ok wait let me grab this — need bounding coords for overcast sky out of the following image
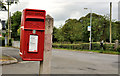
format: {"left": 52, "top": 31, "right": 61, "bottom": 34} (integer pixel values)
{"left": 0, "top": 0, "right": 119, "bottom": 28}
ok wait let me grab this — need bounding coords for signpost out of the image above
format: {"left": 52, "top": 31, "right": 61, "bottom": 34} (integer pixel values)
{"left": 85, "top": 8, "right": 92, "bottom": 50}
{"left": 88, "top": 26, "right": 91, "bottom": 31}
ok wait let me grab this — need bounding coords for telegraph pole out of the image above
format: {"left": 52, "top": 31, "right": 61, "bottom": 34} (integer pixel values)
{"left": 7, "top": 1, "right": 10, "bottom": 46}
{"left": 6, "top": 0, "right": 19, "bottom": 46}
{"left": 110, "top": 2, "right": 112, "bottom": 43}
{"left": 10, "top": 12, "right": 11, "bottom": 39}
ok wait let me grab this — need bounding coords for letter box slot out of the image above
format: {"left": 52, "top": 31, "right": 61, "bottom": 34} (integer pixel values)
{"left": 24, "top": 28, "right": 45, "bottom": 31}
{"left": 26, "top": 18, "right": 44, "bottom": 22}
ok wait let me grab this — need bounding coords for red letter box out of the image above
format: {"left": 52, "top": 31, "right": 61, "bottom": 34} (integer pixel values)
{"left": 19, "top": 9, "right": 46, "bottom": 61}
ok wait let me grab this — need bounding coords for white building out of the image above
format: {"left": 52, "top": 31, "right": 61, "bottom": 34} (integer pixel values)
{"left": 0, "top": 11, "right": 7, "bottom": 37}
{"left": 0, "top": 20, "right": 2, "bottom": 37}
{"left": 118, "top": 1, "right": 120, "bottom": 21}
{"left": 0, "top": 20, "right": 2, "bottom": 30}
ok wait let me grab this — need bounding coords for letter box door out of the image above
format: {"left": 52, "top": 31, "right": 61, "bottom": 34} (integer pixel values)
{"left": 20, "top": 9, "right": 46, "bottom": 61}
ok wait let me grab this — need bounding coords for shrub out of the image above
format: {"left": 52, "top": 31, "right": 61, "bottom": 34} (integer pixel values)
{"left": 52, "top": 43, "right": 116, "bottom": 51}
{"left": 0, "top": 37, "right": 12, "bottom": 46}
{"left": 0, "top": 37, "right": 5, "bottom": 46}
{"left": 117, "top": 45, "right": 120, "bottom": 52}
{"left": 104, "top": 44, "right": 114, "bottom": 51}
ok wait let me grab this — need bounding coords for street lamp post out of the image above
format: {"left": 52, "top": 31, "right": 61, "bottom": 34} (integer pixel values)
{"left": 84, "top": 8, "right": 92, "bottom": 50}
{"left": 7, "top": 0, "right": 10, "bottom": 46}
{"left": 5, "top": 0, "right": 19, "bottom": 46}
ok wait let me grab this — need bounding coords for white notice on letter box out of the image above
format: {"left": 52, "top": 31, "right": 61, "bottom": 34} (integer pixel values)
{"left": 29, "top": 35, "right": 38, "bottom": 52}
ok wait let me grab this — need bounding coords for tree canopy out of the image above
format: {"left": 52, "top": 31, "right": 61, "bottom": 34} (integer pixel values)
{"left": 7, "top": 11, "right": 22, "bottom": 39}
{"left": 53, "top": 13, "right": 120, "bottom": 43}
{"left": 8, "top": 11, "right": 120, "bottom": 43}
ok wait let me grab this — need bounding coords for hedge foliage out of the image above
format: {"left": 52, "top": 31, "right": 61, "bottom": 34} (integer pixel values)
{"left": 52, "top": 43, "right": 120, "bottom": 52}
{"left": 0, "top": 37, "right": 12, "bottom": 46}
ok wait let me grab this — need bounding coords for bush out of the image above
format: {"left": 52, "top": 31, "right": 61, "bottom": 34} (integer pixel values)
{"left": 0, "top": 37, "right": 5, "bottom": 46}
{"left": 104, "top": 44, "right": 114, "bottom": 51}
{"left": 52, "top": 44, "right": 89, "bottom": 50}
{"left": 0, "top": 37, "right": 12, "bottom": 46}
{"left": 92, "top": 43, "right": 101, "bottom": 50}
{"left": 117, "top": 45, "right": 120, "bottom": 52}
{"left": 52, "top": 43, "right": 117, "bottom": 51}
{"left": 9, "top": 39, "right": 12, "bottom": 46}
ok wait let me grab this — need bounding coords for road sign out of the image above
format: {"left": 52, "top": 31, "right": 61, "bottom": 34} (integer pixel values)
{"left": 88, "top": 26, "right": 91, "bottom": 31}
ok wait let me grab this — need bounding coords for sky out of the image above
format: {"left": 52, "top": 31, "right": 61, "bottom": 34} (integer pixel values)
{"left": 0, "top": 0, "right": 120, "bottom": 28}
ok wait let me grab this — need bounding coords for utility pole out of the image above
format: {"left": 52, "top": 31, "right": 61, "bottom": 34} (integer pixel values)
{"left": 10, "top": 12, "right": 11, "bottom": 39}
{"left": 6, "top": 0, "right": 19, "bottom": 46}
{"left": 84, "top": 8, "right": 92, "bottom": 50}
{"left": 110, "top": 2, "right": 112, "bottom": 43}
{"left": 90, "top": 9, "right": 92, "bottom": 50}
{"left": 7, "top": 1, "right": 10, "bottom": 46}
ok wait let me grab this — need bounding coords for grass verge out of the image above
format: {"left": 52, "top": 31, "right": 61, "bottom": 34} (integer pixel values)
{"left": 0, "top": 55, "right": 14, "bottom": 61}
{"left": 53, "top": 47, "right": 120, "bottom": 55}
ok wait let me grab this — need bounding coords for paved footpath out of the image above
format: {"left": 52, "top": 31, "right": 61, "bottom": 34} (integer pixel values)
{"left": 1, "top": 47, "right": 119, "bottom": 74}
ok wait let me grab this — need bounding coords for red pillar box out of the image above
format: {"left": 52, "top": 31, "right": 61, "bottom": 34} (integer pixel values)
{"left": 19, "top": 9, "right": 46, "bottom": 61}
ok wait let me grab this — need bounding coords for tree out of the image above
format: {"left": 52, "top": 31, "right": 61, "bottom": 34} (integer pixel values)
{"left": 79, "top": 13, "right": 110, "bottom": 42}
{"left": 113, "top": 21, "right": 120, "bottom": 41}
{"left": 52, "top": 13, "right": 120, "bottom": 43}
{"left": 0, "top": 1, "right": 7, "bottom": 10}
{"left": 62, "top": 19, "right": 82, "bottom": 43}
{"left": 53, "top": 26, "right": 65, "bottom": 42}
{"left": 53, "top": 27, "right": 58, "bottom": 42}
{"left": 17, "top": 27, "right": 20, "bottom": 37}
{"left": 8, "top": 11, "right": 22, "bottom": 39}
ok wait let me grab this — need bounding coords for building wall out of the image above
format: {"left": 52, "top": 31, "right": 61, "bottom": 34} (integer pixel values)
{"left": 0, "top": 11, "right": 7, "bottom": 21}
{"left": 1, "top": 20, "right": 6, "bottom": 30}
{"left": 12, "top": 41, "right": 20, "bottom": 48}
{"left": 0, "top": 20, "right": 2, "bottom": 30}
{"left": 0, "top": 20, "right": 6, "bottom": 35}
{"left": 118, "top": 1, "right": 120, "bottom": 21}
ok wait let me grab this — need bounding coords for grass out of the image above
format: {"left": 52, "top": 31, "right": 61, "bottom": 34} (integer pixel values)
{"left": 53, "top": 47, "right": 120, "bottom": 55}
{"left": 0, "top": 55, "right": 14, "bottom": 61}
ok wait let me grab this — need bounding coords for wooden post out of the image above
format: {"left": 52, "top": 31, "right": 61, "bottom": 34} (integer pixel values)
{"left": 110, "top": 2, "right": 112, "bottom": 43}
{"left": 39, "top": 14, "right": 53, "bottom": 75}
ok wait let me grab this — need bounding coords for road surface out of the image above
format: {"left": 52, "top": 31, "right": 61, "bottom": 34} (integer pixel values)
{"left": 1, "top": 47, "right": 119, "bottom": 74}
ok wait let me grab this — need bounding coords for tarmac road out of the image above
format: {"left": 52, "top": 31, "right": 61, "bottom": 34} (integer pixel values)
{"left": 1, "top": 47, "right": 119, "bottom": 74}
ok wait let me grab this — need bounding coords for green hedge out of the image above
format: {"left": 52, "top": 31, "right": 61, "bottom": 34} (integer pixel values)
{"left": 0, "top": 37, "right": 12, "bottom": 46}
{"left": 0, "top": 37, "right": 5, "bottom": 46}
{"left": 52, "top": 43, "right": 119, "bottom": 52}
{"left": 117, "top": 46, "right": 120, "bottom": 52}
